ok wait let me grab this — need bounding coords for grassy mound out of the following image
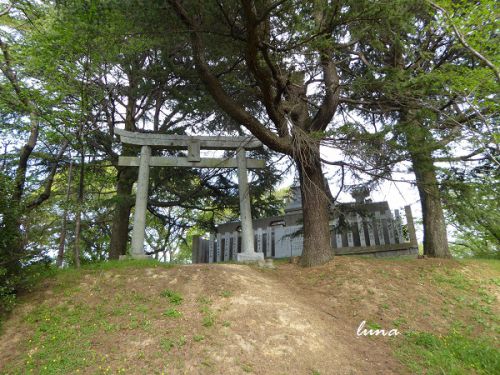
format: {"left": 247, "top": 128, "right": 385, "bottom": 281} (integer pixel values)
{"left": 0, "top": 258, "right": 498, "bottom": 374}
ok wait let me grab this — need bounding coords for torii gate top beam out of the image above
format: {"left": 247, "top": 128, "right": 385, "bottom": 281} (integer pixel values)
{"left": 115, "top": 128, "right": 262, "bottom": 150}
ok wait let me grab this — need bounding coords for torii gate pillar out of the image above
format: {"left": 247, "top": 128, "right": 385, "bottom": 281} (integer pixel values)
{"left": 130, "top": 145, "right": 152, "bottom": 258}
{"left": 236, "top": 149, "right": 264, "bottom": 262}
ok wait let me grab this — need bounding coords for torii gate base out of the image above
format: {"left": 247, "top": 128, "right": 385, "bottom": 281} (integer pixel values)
{"left": 116, "top": 129, "right": 264, "bottom": 263}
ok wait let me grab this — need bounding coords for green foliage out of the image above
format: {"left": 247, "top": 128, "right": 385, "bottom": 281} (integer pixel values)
{"left": 0, "top": 175, "right": 20, "bottom": 314}
{"left": 442, "top": 164, "right": 499, "bottom": 259}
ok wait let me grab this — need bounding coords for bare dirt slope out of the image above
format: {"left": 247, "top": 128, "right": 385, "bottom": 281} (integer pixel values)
{"left": 1, "top": 258, "right": 498, "bottom": 374}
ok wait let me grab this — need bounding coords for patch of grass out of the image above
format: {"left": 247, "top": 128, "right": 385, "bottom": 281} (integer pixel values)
{"left": 177, "top": 335, "right": 187, "bottom": 347}
{"left": 241, "top": 363, "right": 253, "bottom": 372}
{"left": 433, "top": 270, "right": 472, "bottom": 291}
{"left": 397, "top": 331, "right": 500, "bottom": 374}
{"left": 199, "top": 305, "right": 216, "bottom": 328}
{"left": 197, "top": 296, "right": 216, "bottom": 327}
{"left": 135, "top": 304, "right": 149, "bottom": 313}
{"left": 160, "top": 335, "right": 187, "bottom": 352}
{"left": 222, "top": 320, "right": 231, "bottom": 327}
{"left": 393, "top": 317, "right": 407, "bottom": 328}
{"left": 163, "top": 308, "right": 182, "bottom": 318}
{"left": 82, "top": 259, "right": 174, "bottom": 271}
{"left": 366, "top": 321, "right": 382, "bottom": 330}
{"left": 3, "top": 302, "right": 99, "bottom": 373}
{"left": 202, "top": 314, "right": 215, "bottom": 328}
{"left": 193, "top": 334, "right": 205, "bottom": 342}
{"left": 220, "top": 290, "right": 232, "bottom": 298}
{"left": 461, "top": 259, "right": 500, "bottom": 274}
{"left": 160, "top": 338, "right": 175, "bottom": 352}
{"left": 160, "top": 289, "right": 183, "bottom": 305}
{"left": 197, "top": 296, "right": 212, "bottom": 305}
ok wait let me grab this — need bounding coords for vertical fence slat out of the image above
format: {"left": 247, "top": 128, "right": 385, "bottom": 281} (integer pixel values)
{"left": 224, "top": 233, "right": 230, "bottom": 260}
{"left": 346, "top": 219, "right": 354, "bottom": 247}
{"left": 208, "top": 234, "right": 214, "bottom": 263}
{"left": 232, "top": 231, "right": 239, "bottom": 260}
{"left": 291, "top": 227, "right": 303, "bottom": 256}
{"left": 404, "top": 205, "right": 418, "bottom": 246}
{"left": 336, "top": 232, "right": 342, "bottom": 248}
{"left": 266, "top": 227, "right": 272, "bottom": 257}
{"left": 256, "top": 228, "right": 263, "bottom": 253}
{"left": 367, "top": 220, "right": 376, "bottom": 246}
{"left": 357, "top": 214, "right": 366, "bottom": 247}
{"left": 375, "top": 211, "right": 385, "bottom": 245}
{"left": 216, "top": 233, "right": 221, "bottom": 262}
{"left": 274, "top": 227, "right": 285, "bottom": 258}
{"left": 386, "top": 210, "right": 396, "bottom": 244}
{"left": 394, "top": 209, "right": 403, "bottom": 243}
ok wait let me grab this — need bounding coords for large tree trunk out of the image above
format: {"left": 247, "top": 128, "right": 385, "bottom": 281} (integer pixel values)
{"left": 296, "top": 146, "right": 334, "bottom": 267}
{"left": 404, "top": 120, "right": 451, "bottom": 258}
{"left": 109, "top": 166, "right": 136, "bottom": 259}
{"left": 410, "top": 149, "right": 451, "bottom": 258}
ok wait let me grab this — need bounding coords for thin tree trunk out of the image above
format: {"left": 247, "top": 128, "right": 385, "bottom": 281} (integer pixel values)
{"left": 297, "top": 146, "right": 334, "bottom": 267}
{"left": 73, "top": 152, "right": 85, "bottom": 268}
{"left": 56, "top": 160, "right": 73, "bottom": 268}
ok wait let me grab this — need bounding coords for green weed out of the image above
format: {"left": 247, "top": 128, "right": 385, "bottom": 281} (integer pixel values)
{"left": 160, "top": 289, "right": 183, "bottom": 305}
{"left": 163, "top": 308, "right": 182, "bottom": 318}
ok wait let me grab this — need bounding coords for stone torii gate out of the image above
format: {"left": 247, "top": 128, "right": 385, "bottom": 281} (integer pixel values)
{"left": 115, "top": 129, "right": 265, "bottom": 262}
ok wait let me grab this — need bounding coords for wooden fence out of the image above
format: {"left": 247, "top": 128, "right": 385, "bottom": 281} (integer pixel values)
{"left": 192, "top": 205, "right": 418, "bottom": 263}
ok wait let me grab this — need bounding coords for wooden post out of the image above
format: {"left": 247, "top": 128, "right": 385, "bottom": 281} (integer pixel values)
{"left": 405, "top": 205, "right": 418, "bottom": 246}
{"left": 131, "top": 145, "right": 151, "bottom": 258}
{"left": 236, "top": 149, "right": 263, "bottom": 262}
